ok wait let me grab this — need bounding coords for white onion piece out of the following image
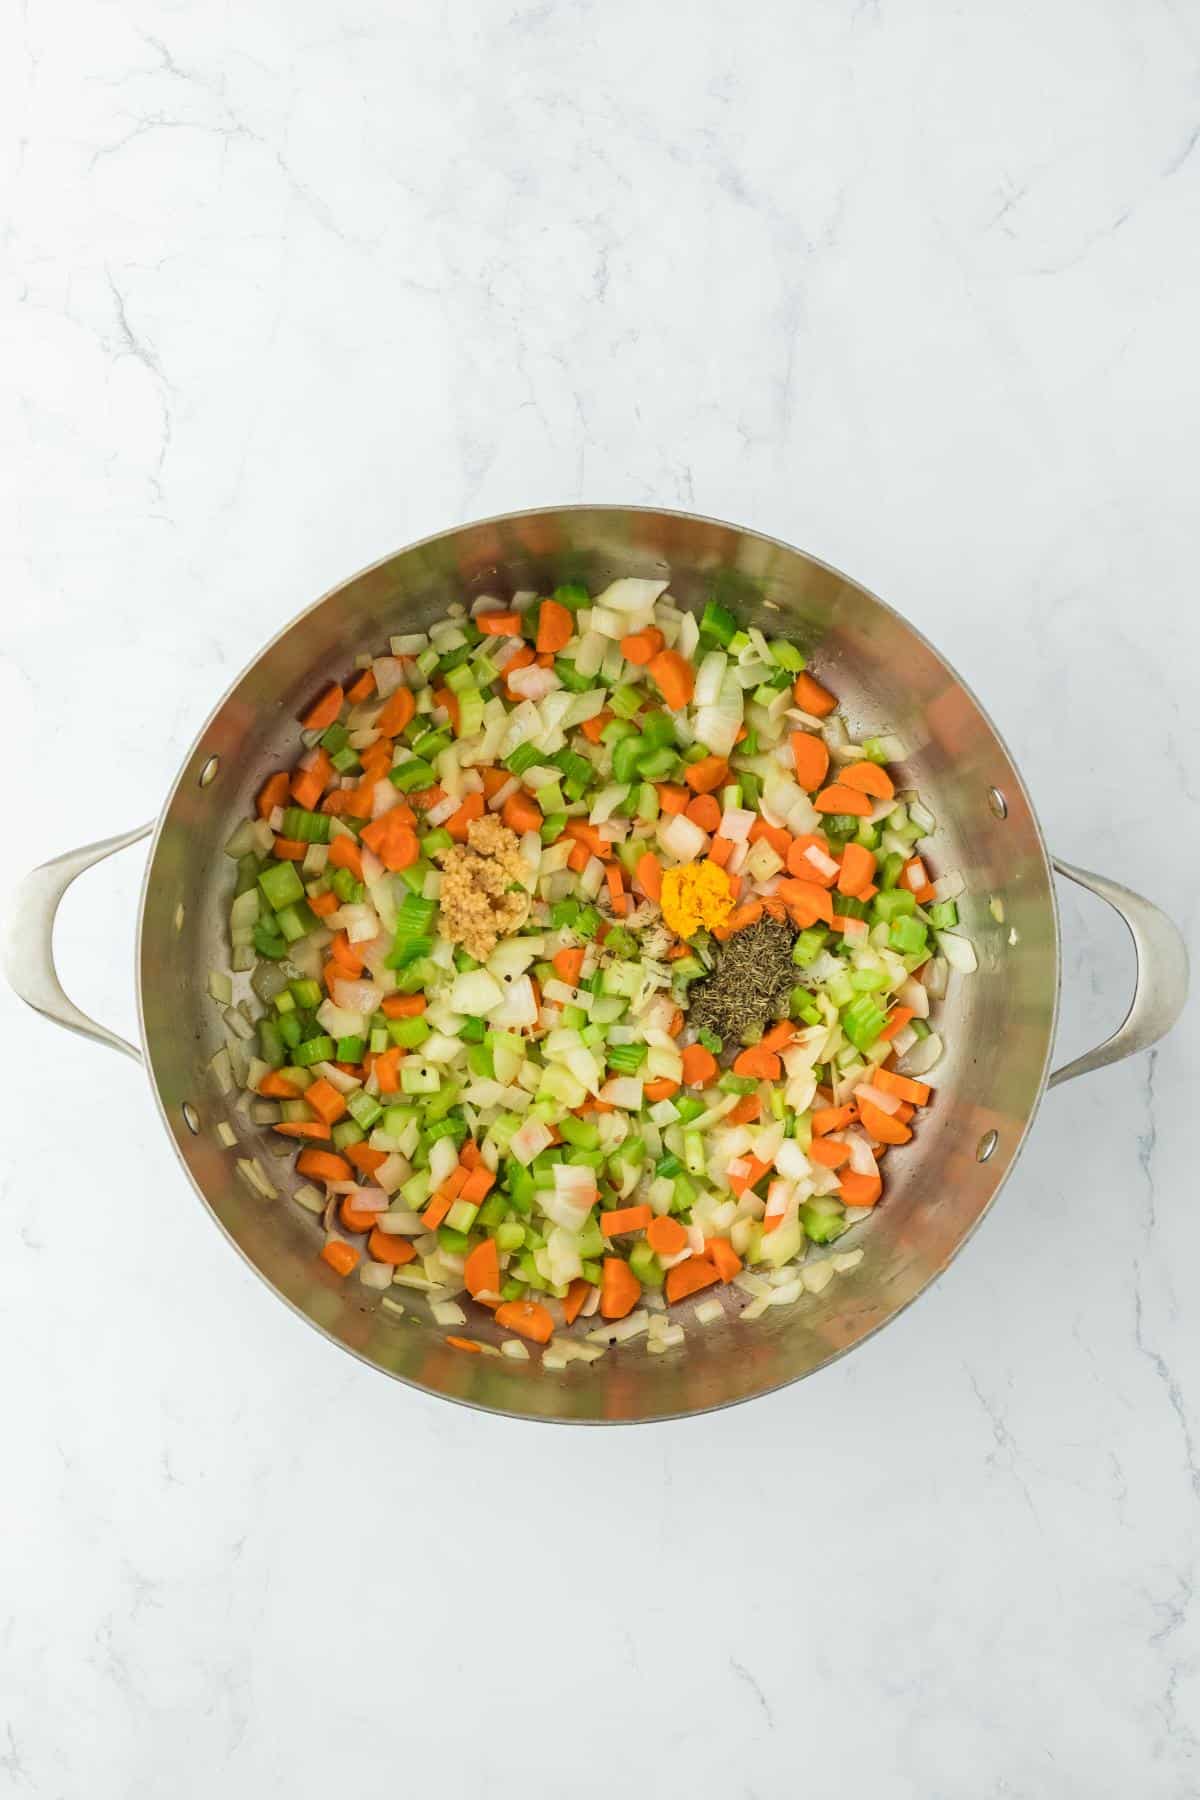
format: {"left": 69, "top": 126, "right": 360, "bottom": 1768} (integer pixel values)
{"left": 372, "top": 656, "right": 406, "bottom": 698}
{"left": 449, "top": 969, "right": 505, "bottom": 1015}
{"left": 803, "top": 843, "right": 840, "bottom": 881}
{"left": 592, "top": 577, "right": 669, "bottom": 614}
{"left": 854, "top": 1081, "right": 902, "bottom": 1115}
{"left": 890, "top": 1024, "right": 918, "bottom": 1056}
{"left": 846, "top": 1133, "right": 878, "bottom": 1177}
{"left": 695, "top": 651, "right": 728, "bottom": 709}
{"left": 332, "top": 977, "right": 383, "bottom": 1015}
{"left": 425, "top": 793, "right": 460, "bottom": 828}
{"left": 658, "top": 812, "right": 708, "bottom": 863}
{"left": 932, "top": 870, "right": 965, "bottom": 903}
{"left": 507, "top": 664, "right": 560, "bottom": 702}
{"left": 936, "top": 930, "right": 978, "bottom": 974}
{"left": 901, "top": 1031, "right": 944, "bottom": 1076}
{"left": 921, "top": 956, "right": 949, "bottom": 999}
{"left": 719, "top": 806, "right": 755, "bottom": 842}
{"left": 897, "top": 975, "right": 931, "bottom": 1018}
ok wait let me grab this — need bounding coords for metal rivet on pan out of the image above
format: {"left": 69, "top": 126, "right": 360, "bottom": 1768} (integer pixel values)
{"left": 199, "top": 755, "right": 220, "bottom": 787}
{"left": 182, "top": 1103, "right": 200, "bottom": 1135}
{"left": 987, "top": 786, "right": 1007, "bottom": 819}
{"left": 977, "top": 1129, "right": 998, "bottom": 1163}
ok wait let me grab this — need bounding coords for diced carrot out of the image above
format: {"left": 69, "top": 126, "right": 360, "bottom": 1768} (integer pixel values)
{"left": 728, "top": 1094, "right": 762, "bottom": 1124}
{"left": 667, "top": 1007, "right": 684, "bottom": 1037}
{"left": 647, "top": 649, "right": 695, "bottom": 710}
{"left": 459, "top": 1166, "right": 496, "bottom": 1205}
{"left": 717, "top": 900, "right": 764, "bottom": 937}
{"left": 760, "top": 1021, "right": 795, "bottom": 1052}
{"left": 657, "top": 783, "right": 688, "bottom": 815}
{"left": 564, "top": 819, "right": 612, "bottom": 861}
{"left": 328, "top": 930, "right": 364, "bottom": 975}
{"left": 382, "top": 993, "right": 426, "bottom": 1019}
{"left": 340, "top": 1196, "right": 379, "bottom": 1232}
{"left": 271, "top": 837, "right": 308, "bottom": 860}
{"left": 878, "top": 1007, "right": 916, "bottom": 1043}
{"left": 838, "top": 1169, "right": 882, "bottom": 1207}
{"left": 680, "top": 1043, "right": 718, "bottom": 1086}
{"left": 346, "top": 1142, "right": 388, "bottom": 1175}
{"left": 373, "top": 1047, "right": 403, "bottom": 1095}
{"left": 808, "top": 1137, "right": 850, "bottom": 1169}
{"left": 787, "top": 834, "right": 839, "bottom": 886}
{"left": 665, "top": 1256, "right": 720, "bottom": 1304}
{"left": 707, "top": 834, "right": 734, "bottom": 868}
{"left": 320, "top": 1240, "right": 359, "bottom": 1277}
{"left": 562, "top": 1278, "right": 590, "bottom": 1325}
{"left": 477, "top": 611, "right": 522, "bottom": 636}
{"left": 464, "top": 1237, "right": 500, "bottom": 1296}
{"left": 686, "top": 793, "right": 722, "bottom": 832}
{"left": 257, "top": 771, "right": 291, "bottom": 819}
{"left": 814, "top": 784, "right": 872, "bottom": 818}
{"left": 274, "top": 1121, "right": 331, "bottom": 1141}
{"left": 605, "top": 863, "right": 628, "bottom": 915}
{"left": 291, "top": 748, "right": 333, "bottom": 811}
{"left": 433, "top": 686, "right": 461, "bottom": 735}
{"left": 793, "top": 672, "right": 836, "bottom": 717}
{"left": 302, "top": 683, "right": 344, "bottom": 731}
{"left": 635, "top": 852, "right": 663, "bottom": 901}
{"left": 749, "top": 817, "right": 792, "bottom": 859}
{"left": 811, "top": 1104, "right": 856, "bottom": 1136}
{"left": 732, "top": 1045, "right": 782, "bottom": 1081}
{"left": 790, "top": 731, "right": 830, "bottom": 791}
{"left": 644, "top": 1077, "right": 681, "bottom": 1103}
{"left": 705, "top": 1237, "right": 742, "bottom": 1283}
{"left": 837, "top": 841, "right": 876, "bottom": 897}
{"left": 580, "top": 709, "right": 612, "bottom": 744}
{"left": 858, "top": 1098, "right": 912, "bottom": 1145}
{"left": 647, "top": 1216, "right": 687, "bottom": 1256}
{"left": 600, "top": 1258, "right": 641, "bottom": 1320}
{"left": 422, "top": 1191, "right": 452, "bottom": 1231}
{"left": 445, "top": 1336, "right": 482, "bottom": 1353}
{"left": 304, "top": 1078, "right": 347, "bottom": 1126}
{"left": 728, "top": 1155, "right": 771, "bottom": 1196}
{"left": 367, "top": 1228, "right": 417, "bottom": 1265}
{"left": 298, "top": 1149, "right": 353, "bottom": 1183}
{"left": 871, "top": 1068, "right": 932, "bottom": 1106}
{"left": 361, "top": 812, "right": 419, "bottom": 871}
{"left": 495, "top": 1298, "right": 555, "bottom": 1343}
{"left": 552, "top": 946, "right": 585, "bottom": 986}
{"left": 259, "top": 1070, "right": 302, "bottom": 1098}
{"left": 327, "top": 834, "right": 364, "bottom": 881}
{"left": 619, "top": 627, "right": 664, "bottom": 665}
{"left": 536, "top": 598, "right": 574, "bottom": 654}
{"left": 600, "top": 1204, "right": 653, "bottom": 1237}
{"left": 443, "top": 792, "right": 483, "bottom": 841}
{"left": 567, "top": 842, "right": 589, "bottom": 873}
{"left": 684, "top": 755, "right": 729, "bottom": 795}
{"left": 345, "top": 668, "right": 376, "bottom": 704}
{"left": 308, "top": 889, "right": 338, "bottom": 918}
{"left": 840, "top": 761, "right": 895, "bottom": 801}
{"left": 502, "top": 790, "right": 542, "bottom": 835}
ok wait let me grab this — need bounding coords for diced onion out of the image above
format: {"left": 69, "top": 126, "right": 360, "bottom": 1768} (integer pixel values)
{"left": 936, "top": 930, "right": 978, "bottom": 974}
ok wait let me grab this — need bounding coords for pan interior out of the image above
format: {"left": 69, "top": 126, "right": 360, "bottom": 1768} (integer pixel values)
{"left": 139, "top": 507, "right": 1057, "bottom": 1422}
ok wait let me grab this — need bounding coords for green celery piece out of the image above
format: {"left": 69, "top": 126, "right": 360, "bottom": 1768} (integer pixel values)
{"left": 257, "top": 860, "right": 305, "bottom": 912}
{"left": 293, "top": 1034, "right": 336, "bottom": 1067}
{"left": 389, "top": 759, "right": 436, "bottom": 793}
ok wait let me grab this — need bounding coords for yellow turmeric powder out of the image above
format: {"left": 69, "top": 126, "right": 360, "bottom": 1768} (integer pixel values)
{"left": 659, "top": 860, "right": 735, "bottom": 938}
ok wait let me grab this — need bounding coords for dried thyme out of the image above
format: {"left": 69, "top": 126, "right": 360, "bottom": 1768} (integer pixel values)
{"left": 686, "top": 915, "right": 797, "bottom": 1047}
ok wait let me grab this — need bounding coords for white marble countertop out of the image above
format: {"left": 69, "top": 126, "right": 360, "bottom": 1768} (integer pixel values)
{"left": 3, "top": 2, "right": 1199, "bottom": 1793}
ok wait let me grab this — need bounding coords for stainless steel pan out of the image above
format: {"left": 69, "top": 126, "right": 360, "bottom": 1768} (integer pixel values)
{"left": 5, "top": 507, "right": 1189, "bottom": 1423}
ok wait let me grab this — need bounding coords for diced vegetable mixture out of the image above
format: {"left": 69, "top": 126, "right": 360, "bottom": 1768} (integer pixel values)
{"left": 211, "top": 580, "right": 975, "bottom": 1364}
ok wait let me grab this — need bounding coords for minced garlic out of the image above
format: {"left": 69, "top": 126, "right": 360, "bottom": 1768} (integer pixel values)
{"left": 437, "top": 814, "right": 530, "bottom": 961}
{"left": 660, "top": 860, "right": 735, "bottom": 938}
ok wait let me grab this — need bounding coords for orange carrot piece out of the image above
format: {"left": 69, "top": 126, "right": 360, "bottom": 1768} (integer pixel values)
{"left": 552, "top": 946, "right": 585, "bottom": 986}
{"left": 536, "top": 599, "right": 573, "bottom": 654}
{"left": 327, "top": 834, "right": 364, "bottom": 881}
{"left": 464, "top": 1238, "right": 500, "bottom": 1296}
{"left": 271, "top": 837, "right": 308, "bottom": 860}
{"left": 811, "top": 1104, "right": 856, "bottom": 1136}
{"left": 871, "top": 1068, "right": 932, "bottom": 1106}
{"left": 320, "top": 1240, "right": 359, "bottom": 1277}
{"left": 445, "top": 1335, "right": 482, "bottom": 1353}
{"left": 257, "top": 771, "right": 291, "bottom": 819}
{"left": 373, "top": 1047, "right": 403, "bottom": 1095}
{"left": 600, "top": 1258, "right": 642, "bottom": 1320}
{"left": 329, "top": 930, "right": 364, "bottom": 974}
{"left": 304, "top": 1078, "right": 347, "bottom": 1126}
{"left": 442, "top": 792, "right": 482, "bottom": 841}
{"left": 580, "top": 709, "right": 612, "bottom": 744}
{"left": 657, "top": 783, "right": 688, "bottom": 815}
{"left": 302, "top": 683, "right": 344, "bottom": 731}
{"left": 562, "top": 1278, "right": 590, "bottom": 1326}
{"left": 647, "top": 649, "right": 695, "bottom": 710}
{"left": 837, "top": 841, "right": 876, "bottom": 897}
{"left": 600, "top": 1204, "right": 653, "bottom": 1237}
{"left": 297, "top": 1148, "right": 353, "bottom": 1183}
{"left": 685, "top": 793, "right": 721, "bottom": 832}
{"left": 619, "top": 627, "right": 664, "bottom": 665}
{"left": 790, "top": 731, "right": 830, "bottom": 791}
{"left": 680, "top": 1043, "right": 718, "bottom": 1086}
{"left": 382, "top": 993, "right": 426, "bottom": 1019}
{"left": 643, "top": 1077, "right": 681, "bottom": 1103}
{"left": 732, "top": 1045, "right": 782, "bottom": 1081}
{"left": 422, "top": 1191, "right": 453, "bottom": 1231}
{"left": 707, "top": 834, "right": 734, "bottom": 868}
{"left": 787, "top": 834, "right": 838, "bottom": 885}
{"left": 458, "top": 1140, "right": 482, "bottom": 1170}
{"left": 605, "top": 863, "right": 628, "bottom": 915}
{"left": 495, "top": 1298, "right": 555, "bottom": 1343}
{"left": 808, "top": 1137, "right": 851, "bottom": 1170}
{"left": 375, "top": 685, "right": 415, "bottom": 737}
{"left": 564, "top": 819, "right": 612, "bottom": 860}
{"left": 635, "top": 852, "right": 663, "bottom": 901}
{"left": 759, "top": 1020, "right": 795, "bottom": 1053}
{"left": 878, "top": 1006, "right": 916, "bottom": 1042}
{"left": 814, "top": 784, "right": 872, "bottom": 818}
{"left": 346, "top": 1142, "right": 388, "bottom": 1176}
{"left": 684, "top": 755, "right": 729, "bottom": 795}
{"left": 459, "top": 1166, "right": 495, "bottom": 1205}
{"left": 647, "top": 1215, "right": 687, "bottom": 1256}
{"left": 367, "top": 1228, "right": 416, "bottom": 1265}
{"left": 665, "top": 1256, "right": 720, "bottom": 1304}
{"left": 345, "top": 668, "right": 376, "bottom": 704}
{"left": 858, "top": 1098, "right": 913, "bottom": 1145}
{"left": 274, "top": 1120, "right": 331, "bottom": 1141}
{"left": 727, "top": 1155, "right": 771, "bottom": 1197}
{"left": 307, "top": 889, "right": 338, "bottom": 918}
{"left": 566, "top": 841, "right": 589, "bottom": 873}
{"left": 838, "top": 1169, "right": 882, "bottom": 1207}
{"left": 259, "top": 1070, "right": 302, "bottom": 1098}
{"left": 728, "top": 1094, "right": 762, "bottom": 1124}
{"left": 477, "top": 611, "right": 522, "bottom": 636}
{"left": 502, "top": 790, "right": 542, "bottom": 836}
{"left": 793, "top": 672, "right": 836, "bottom": 717}
{"left": 749, "top": 817, "right": 793, "bottom": 858}
{"left": 340, "top": 1196, "right": 379, "bottom": 1232}
{"left": 705, "top": 1237, "right": 742, "bottom": 1283}
{"left": 840, "top": 761, "right": 895, "bottom": 801}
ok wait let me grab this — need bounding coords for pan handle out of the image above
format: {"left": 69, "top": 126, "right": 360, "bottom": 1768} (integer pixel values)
{"left": 1049, "top": 857, "right": 1189, "bottom": 1088}
{"left": 4, "top": 824, "right": 153, "bottom": 1063}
